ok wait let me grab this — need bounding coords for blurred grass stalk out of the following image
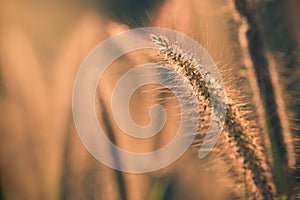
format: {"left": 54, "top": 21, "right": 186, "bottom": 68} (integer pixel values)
{"left": 234, "top": 0, "right": 299, "bottom": 198}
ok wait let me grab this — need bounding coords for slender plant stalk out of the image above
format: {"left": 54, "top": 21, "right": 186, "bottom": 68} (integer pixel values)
{"left": 233, "top": 0, "right": 296, "bottom": 198}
